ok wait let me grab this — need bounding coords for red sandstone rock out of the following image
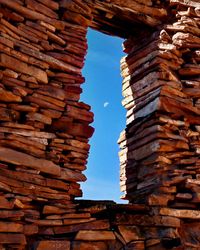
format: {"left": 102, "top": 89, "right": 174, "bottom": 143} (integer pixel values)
{"left": 0, "top": 54, "right": 48, "bottom": 84}
{"left": 0, "top": 0, "right": 199, "bottom": 249}
{"left": 118, "top": 225, "right": 144, "bottom": 243}
{"left": 75, "top": 230, "right": 116, "bottom": 241}
{"left": 72, "top": 241, "right": 107, "bottom": 250}
{"left": 0, "top": 147, "right": 61, "bottom": 175}
{"left": 35, "top": 240, "right": 70, "bottom": 250}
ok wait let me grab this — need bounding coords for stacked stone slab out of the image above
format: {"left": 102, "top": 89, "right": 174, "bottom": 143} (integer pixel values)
{"left": 119, "top": 28, "right": 185, "bottom": 204}
{"left": 118, "top": 0, "right": 200, "bottom": 248}
{"left": 0, "top": 0, "right": 200, "bottom": 249}
{"left": 33, "top": 201, "right": 183, "bottom": 250}
{"left": 0, "top": 0, "right": 94, "bottom": 248}
{"left": 119, "top": 0, "right": 200, "bottom": 205}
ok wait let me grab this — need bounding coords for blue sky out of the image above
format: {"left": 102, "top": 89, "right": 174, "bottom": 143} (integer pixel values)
{"left": 80, "top": 29, "right": 126, "bottom": 203}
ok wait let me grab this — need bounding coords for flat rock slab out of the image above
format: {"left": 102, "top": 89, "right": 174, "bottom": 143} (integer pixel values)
{"left": 75, "top": 230, "right": 116, "bottom": 241}
{"left": 0, "top": 53, "right": 48, "bottom": 84}
{"left": 118, "top": 225, "right": 144, "bottom": 243}
{"left": 53, "top": 220, "right": 109, "bottom": 234}
{"left": 0, "top": 147, "right": 60, "bottom": 176}
{"left": 72, "top": 241, "right": 107, "bottom": 250}
{"left": 0, "top": 233, "right": 26, "bottom": 244}
{"left": 160, "top": 208, "right": 200, "bottom": 219}
{"left": 35, "top": 240, "right": 70, "bottom": 250}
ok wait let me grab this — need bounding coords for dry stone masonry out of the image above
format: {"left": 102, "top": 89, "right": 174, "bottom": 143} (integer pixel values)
{"left": 0, "top": 0, "right": 199, "bottom": 249}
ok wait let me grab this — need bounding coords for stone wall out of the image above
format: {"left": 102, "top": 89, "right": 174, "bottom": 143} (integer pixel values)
{"left": 0, "top": 0, "right": 199, "bottom": 249}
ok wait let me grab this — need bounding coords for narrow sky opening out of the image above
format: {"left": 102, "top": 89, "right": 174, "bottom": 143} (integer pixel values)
{"left": 80, "top": 29, "right": 126, "bottom": 203}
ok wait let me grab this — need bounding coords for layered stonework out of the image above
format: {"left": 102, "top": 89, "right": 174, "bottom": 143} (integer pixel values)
{"left": 119, "top": 0, "right": 200, "bottom": 209}
{"left": 0, "top": 0, "right": 199, "bottom": 249}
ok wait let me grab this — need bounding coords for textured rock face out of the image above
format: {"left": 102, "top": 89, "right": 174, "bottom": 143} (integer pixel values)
{"left": 0, "top": 0, "right": 199, "bottom": 249}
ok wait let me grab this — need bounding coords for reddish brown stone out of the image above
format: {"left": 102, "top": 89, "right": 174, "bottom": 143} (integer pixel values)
{"left": 72, "top": 241, "right": 107, "bottom": 250}
{"left": 118, "top": 225, "right": 144, "bottom": 243}
{"left": 53, "top": 220, "right": 110, "bottom": 234}
{"left": 35, "top": 240, "right": 70, "bottom": 250}
{"left": 75, "top": 230, "right": 116, "bottom": 241}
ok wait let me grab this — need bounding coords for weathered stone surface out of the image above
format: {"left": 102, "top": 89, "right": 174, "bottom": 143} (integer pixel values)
{"left": 0, "top": 1, "right": 199, "bottom": 250}
{"left": 115, "top": 214, "right": 181, "bottom": 227}
{"left": 0, "top": 222, "right": 23, "bottom": 233}
{"left": 75, "top": 230, "right": 116, "bottom": 241}
{"left": 0, "top": 233, "right": 26, "bottom": 244}
{"left": 0, "top": 87, "right": 22, "bottom": 102}
{"left": 0, "top": 147, "right": 61, "bottom": 175}
{"left": 118, "top": 225, "right": 144, "bottom": 243}
{"left": 160, "top": 208, "right": 200, "bottom": 219}
{"left": 125, "top": 241, "right": 145, "bottom": 250}
{"left": 53, "top": 220, "right": 110, "bottom": 234}
{"left": 0, "top": 54, "right": 48, "bottom": 84}
{"left": 72, "top": 241, "right": 107, "bottom": 250}
{"left": 35, "top": 240, "right": 70, "bottom": 250}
